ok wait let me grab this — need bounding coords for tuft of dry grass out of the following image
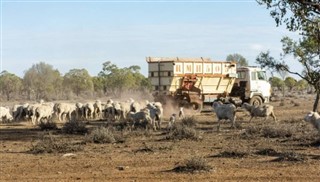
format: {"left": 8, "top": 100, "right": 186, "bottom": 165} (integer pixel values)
{"left": 62, "top": 120, "right": 88, "bottom": 135}
{"left": 29, "top": 133, "right": 83, "bottom": 154}
{"left": 171, "top": 156, "right": 213, "bottom": 173}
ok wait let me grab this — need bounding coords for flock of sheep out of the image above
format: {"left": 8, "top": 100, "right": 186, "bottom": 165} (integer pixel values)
{"left": 0, "top": 98, "right": 319, "bottom": 134}
{"left": 0, "top": 99, "right": 164, "bottom": 130}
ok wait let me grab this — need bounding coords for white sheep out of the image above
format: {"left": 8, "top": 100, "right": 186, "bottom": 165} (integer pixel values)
{"left": 127, "top": 108, "right": 155, "bottom": 130}
{"left": 35, "top": 104, "right": 54, "bottom": 125}
{"left": 242, "top": 103, "right": 277, "bottom": 122}
{"left": 93, "top": 100, "right": 102, "bottom": 119}
{"left": 0, "top": 106, "right": 13, "bottom": 122}
{"left": 167, "top": 113, "right": 176, "bottom": 130}
{"left": 146, "top": 102, "right": 163, "bottom": 130}
{"left": 54, "top": 103, "right": 76, "bottom": 122}
{"left": 304, "top": 111, "right": 320, "bottom": 133}
{"left": 178, "top": 107, "right": 185, "bottom": 120}
{"left": 212, "top": 101, "right": 236, "bottom": 131}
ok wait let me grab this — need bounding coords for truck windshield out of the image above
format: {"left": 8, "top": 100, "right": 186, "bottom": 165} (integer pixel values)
{"left": 257, "top": 71, "right": 267, "bottom": 81}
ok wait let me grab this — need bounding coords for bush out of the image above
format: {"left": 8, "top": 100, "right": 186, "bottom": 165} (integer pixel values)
{"left": 172, "top": 156, "right": 212, "bottom": 173}
{"left": 86, "top": 126, "right": 117, "bottom": 144}
{"left": 262, "top": 126, "right": 293, "bottom": 138}
{"left": 29, "top": 133, "right": 83, "bottom": 154}
{"left": 38, "top": 120, "right": 57, "bottom": 131}
{"left": 166, "top": 123, "right": 200, "bottom": 141}
{"left": 62, "top": 120, "right": 88, "bottom": 135}
{"left": 181, "top": 116, "right": 197, "bottom": 128}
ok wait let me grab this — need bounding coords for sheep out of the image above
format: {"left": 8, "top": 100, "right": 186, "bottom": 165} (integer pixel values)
{"left": 93, "top": 100, "right": 102, "bottom": 119}
{"left": 104, "top": 99, "right": 115, "bottom": 120}
{"left": 127, "top": 108, "right": 155, "bottom": 130}
{"left": 130, "top": 99, "right": 141, "bottom": 113}
{"left": 212, "top": 101, "right": 236, "bottom": 131}
{"left": 84, "top": 102, "right": 95, "bottom": 120}
{"left": 54, "top": 103, "right": 77, "bottom": 122}
{"left": 34, "top": 104, "right": 54, "bottom": 125}
{"left": 167, "top": 113, "right": 176, "bottom": 130}
{"left": 304, "top": 111, "right": 320, "bottom": 133}
{"left": 75, "top": 102, "right": 85, "bottom": 120}
{"left": 146, "top": 102, "right": 163, "bottom": 130}
{"left": 119, "top": 101, "right": 131, "bottom": 120}
{"left": 12, "top": 104, "right": 29, "bottom": 121}
{"left": 112, "top": 101, "right": 122, "bottom": 121}
{"left": 178, "top": 107, "right": 185, "bottom": 120}
{"left": 242, "top": 103, "right": 277, "bottom": 122}
{"left": 0, "top": 106, "right": 13, "bottom": 122}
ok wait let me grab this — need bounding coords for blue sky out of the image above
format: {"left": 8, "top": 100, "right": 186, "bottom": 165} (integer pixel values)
{"left": 1, "top": 0, "right": 301, "bottom": 78}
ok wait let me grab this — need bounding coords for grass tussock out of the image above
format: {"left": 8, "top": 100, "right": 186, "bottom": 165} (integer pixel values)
{"left": 38, "top": 120, "right": 58, "bottom": 131}
{"left": 212, "top": 149, "right": 249, "bottom": 158}
{"left": 85, "top": 126, "right": 125, "bottom": 144}
{"left": 29, "top": 133, "right": 83, "bottom": 154}
{"left": 272, "top": 152, "right": 307, "bottom": 162}
{"left": 172, "top": 156, "right": 213, "bottom": 173}
{"left": 62, "top": 120, "right": 88, "bottom": 135}
{"left": 166, "top": 123, "right": 200, "bottom": 141}
{"left": 181, "top": 116, "right": 197, "bottom": 128}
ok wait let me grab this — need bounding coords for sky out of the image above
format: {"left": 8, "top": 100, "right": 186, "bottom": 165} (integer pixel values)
{"left": 1, "top": 0, "right": 302, "bottom": 79}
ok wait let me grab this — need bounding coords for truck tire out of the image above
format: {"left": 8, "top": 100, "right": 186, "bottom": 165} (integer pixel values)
{"left": 249, "top": 96, "right": 262, "bottom": 106}
{"left": 191, "top": 102, "right": 203, "bottom": 112}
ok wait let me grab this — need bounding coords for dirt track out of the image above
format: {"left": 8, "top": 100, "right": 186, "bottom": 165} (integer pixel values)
{"left": 1, "top": 96, "right": 319, "bottom": 181}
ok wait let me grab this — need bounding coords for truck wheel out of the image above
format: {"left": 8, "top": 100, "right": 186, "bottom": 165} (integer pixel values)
{"left": 249, "top": 96, "right": 262, "bottom": 106}
{"left": 191, "top": 102, "right": 203, "bottom": 112}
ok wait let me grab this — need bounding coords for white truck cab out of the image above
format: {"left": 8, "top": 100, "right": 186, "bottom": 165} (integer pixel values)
{"left": 232, "top": 67, "right": 271, "bottom": 105}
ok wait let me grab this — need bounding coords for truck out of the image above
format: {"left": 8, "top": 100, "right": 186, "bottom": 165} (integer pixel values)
{"left": 146, "top": 57, "right": 271, "bottom": 110}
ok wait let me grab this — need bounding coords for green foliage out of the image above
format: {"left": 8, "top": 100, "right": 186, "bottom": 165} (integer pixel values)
{"left": 284, "top": 77, "right": 297, "bottom": 91}
{"left": 256, "top": 0, "right": 319, "bottom": 32}
{"left": 269, "top": 76, "right": 285, "bottom": 90}
{"left": 98, "top": 61, "right": 151, "bottom": 97}
{"left": 23, "top": 62, "right": 62, "bottom": 100}
{"left": 296, "top": 79, "right": 308, "bottom": 91}
{"left": 0, "top": 71, "right": 22, "bottom": 101}
{"left": 226, "top": 53, "right": 248, "bottom": 67}
{"left": 257, "top": 0, "right": 320, "bottom": 111}
{"left": 63, "top": 69, "right": 93, "bottom": 96}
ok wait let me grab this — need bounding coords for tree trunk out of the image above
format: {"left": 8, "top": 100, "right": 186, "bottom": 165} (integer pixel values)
{"left": 313, "top": 91, "right": 319, "bottom": 112}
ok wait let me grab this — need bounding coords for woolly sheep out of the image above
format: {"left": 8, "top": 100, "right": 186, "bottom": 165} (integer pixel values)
{"left": 0, "top": 106, "right": 13, "bottom": 122}
{"left": 212, "top": 101, "right": 236, "bottom": 131}
{"left": 304, "top": 111, "right": 320, "bottom": 133}
{"left": 242, "top": 103, "right": 277, "bottom": 122}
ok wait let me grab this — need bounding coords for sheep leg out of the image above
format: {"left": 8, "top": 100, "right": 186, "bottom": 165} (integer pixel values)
{"left": 271, "top": 112, "right": 277, "bottom": 122}
{"left": 217, "top": 119, "right": 221, "bottom": 132}
{"left": 249, "top": 116, "right": 253, "bottom": 122}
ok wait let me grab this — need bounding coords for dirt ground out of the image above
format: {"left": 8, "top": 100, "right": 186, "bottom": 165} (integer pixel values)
{"left": 1, "top": 96, "right": 319, "bottom": 181}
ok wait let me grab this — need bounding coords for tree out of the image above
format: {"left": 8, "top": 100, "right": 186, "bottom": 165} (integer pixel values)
{"left": 63, "top": 69, "right": 93, "bottom": 97}
{"left": 269, "top": 76, "right": 285, "bottom": 91}
{"left": 23, "top": 62, "right": 62, "bottom": 100}
{"left": 296, "top": 79, "right": 309, "bottom": 92}
{"left": 0, "top": 71, "right": 22, "bottom": 101}
{"left": 284, "top": 76, "right": 297, "bottom": 91}
{"left": 98, "top": 61, "right": 151, "bottom": 97}
{"left": 226, "top": 53, "right": 248, "bottom": 67}
{"left": 257, "top": 0, "right": 320, "bottom": 111}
